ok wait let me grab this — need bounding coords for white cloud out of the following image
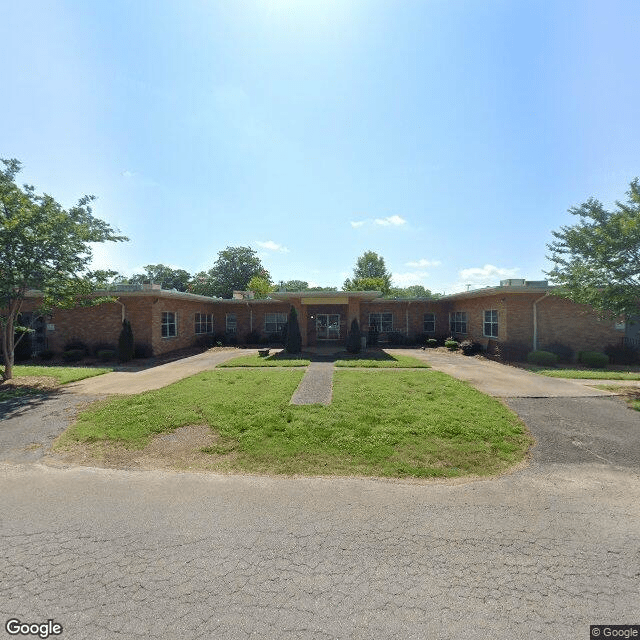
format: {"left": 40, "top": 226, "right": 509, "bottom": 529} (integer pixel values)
{"left": 405, "top": 258, "right": 441, "bottom": 268}
{"left": 256, "top": 240, "right": 289, "bottom": 253}
{"left": 121, "top": 170, "right": 135, "bottom": 178}
{"left": 350, "top": 220, "right": 367, "bottom": 228}
{"left": 374, "top": 215, "right": 407, "bottom": 226}
{"left": 449, "top": 264, "right": 520, "bottom": 292}
{"left": 392, "top": 271, "right": 430, "bottom": 286}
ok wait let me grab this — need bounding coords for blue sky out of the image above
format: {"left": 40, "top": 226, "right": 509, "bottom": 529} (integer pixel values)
{"left": 2, "top": 0, "right": 639, "bottom": 294}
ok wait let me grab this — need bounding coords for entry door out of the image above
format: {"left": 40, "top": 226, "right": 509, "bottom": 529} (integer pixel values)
{"left": 316, "top": 314, "right": 340, "bottom": 340}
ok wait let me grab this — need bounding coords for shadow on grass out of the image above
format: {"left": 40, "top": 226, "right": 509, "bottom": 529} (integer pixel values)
{"left": 0, "top": 386, "right": 62, "bottom": 420}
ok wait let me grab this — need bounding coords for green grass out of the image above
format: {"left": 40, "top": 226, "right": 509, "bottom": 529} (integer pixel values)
{"left": 595, "top": 385, "right": 640, "bottom": 411}
{"left": 218, "top": 353, "right": 310, "bottom": 367}
{"left": 11, "top": 365, "right": 112, "bottom": 384}
{"left": 335, "top": 354, "right": 430, "bottom": 368}
{"left": 60, "top": 369, "right": 530, "bottom": 478}
{"left": 525, "top": 366, "right": 640, "bottom": 380}
{"left": 0, "top": 386, "right": 41, "bottom": 402}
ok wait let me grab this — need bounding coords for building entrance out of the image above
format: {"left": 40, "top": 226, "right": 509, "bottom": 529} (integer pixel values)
{"left": 316, "top": 314, "right": 340, "bottom": 340}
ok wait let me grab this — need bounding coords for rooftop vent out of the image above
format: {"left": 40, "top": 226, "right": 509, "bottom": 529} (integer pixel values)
{"left": 500, "top": 279, "right": 526, "bottom": 287}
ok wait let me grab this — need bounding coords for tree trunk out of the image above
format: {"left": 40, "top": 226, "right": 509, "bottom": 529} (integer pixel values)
{"left": 1, "top": 300, "right": 18, "bottom": 381}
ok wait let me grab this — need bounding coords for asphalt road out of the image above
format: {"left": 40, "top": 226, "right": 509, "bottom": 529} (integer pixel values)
{"left": 1, "top": 361, "right": 639, "bottom": 639}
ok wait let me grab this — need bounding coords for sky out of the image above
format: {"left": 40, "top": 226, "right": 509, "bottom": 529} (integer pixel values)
{"left": 2, "top": 0, "right": 639, "bottom": 294}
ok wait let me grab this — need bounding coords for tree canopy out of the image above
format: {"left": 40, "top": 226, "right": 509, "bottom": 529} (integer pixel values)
{"left": 130, "top": 264, "right": 192, "bottom": 292}
{"left": 343, "top": 251, "right": 392, "bottom": 293}
{"left": 0, "top": 158, "right": 127, "bottom": 379}
{"left": 190, "top": 246, "right": 270, "bottom": 298}
{"left": 546, "top": 178, "right": 640, "bottom": 319}
{"left": 386, "top": 285, "right": 437, "bottom": 299}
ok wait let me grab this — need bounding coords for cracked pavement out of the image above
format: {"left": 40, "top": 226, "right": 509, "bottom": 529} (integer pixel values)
{"left": 1, "top": 362, "right": 639, "bottom": 638}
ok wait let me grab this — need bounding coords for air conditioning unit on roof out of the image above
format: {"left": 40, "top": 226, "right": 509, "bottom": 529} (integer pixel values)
{"left": 500, "top": 279, "right": 526, "bottom": 287}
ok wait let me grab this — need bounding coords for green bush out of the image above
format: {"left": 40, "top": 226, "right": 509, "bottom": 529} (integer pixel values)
{"left": 541, "top": 342, "right": 574, "bottom": 363}
{"left": 527, "top": 350, "right": 559, "bottom": 366}
{"left": 244, "top": 330, "right": 262, "bottom": 345}
{"left": 367, "top": 328, "right": 379, "bottom": 347}
{"left": 346, "top": 318, "right": 362, "bottom": 354}
{"left": 118, "top": 319, "right": 135, "bottom": 362}
{"left": 64, "top": 339, "right": 88, "bottom": 355}
{"left": 37, "top": 349, "right": 55, "bottom": 361}
{"left": 134, "top": 342, "right": 153, "bottom": 359}
{"left": 578, "top": 351, "right": 609, "bottom": 368}
{"left": 460, "top": 340, "right": 483, "bottom": 356}
{"left": 62, "top": 349, "right": 85, "bottom": 362}
{"left": 604, "top": 343, "right": 639, "bottom": 365}
{"left": 97, "top": 349, "right": 116, "bottom": 362}
{"left": 445, "top": 340, "right": 459, "bottom": 351}
{"left": 285, "top": 306, "right": 302, "bottom": 354}
{"left": 387, "top": 331, "right": 407, "bottom": 346}
{"left": 426, "top": 338, "right": 438, "bottom": 348}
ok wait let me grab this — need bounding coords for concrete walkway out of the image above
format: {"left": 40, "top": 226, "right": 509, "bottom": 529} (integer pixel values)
{"left": 389, "top": 348, "right": 615, "bottom": 398}
{"left": 290, "top": 361, "right": 334, "bottom": 405}
{"left": 63, "top": 348, "right": 244, "bottom": 395}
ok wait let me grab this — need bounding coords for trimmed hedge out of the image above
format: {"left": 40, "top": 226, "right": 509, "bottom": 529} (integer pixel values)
{"left": 97, "top": 349, "right": 116, "bottom": 362}
{"left": 527, "top": 350, "right": 559, "bottom": 366}
{"left": 62, "top": 349, "right": 85, "bottom": 363}
{"left": 445, "top": 340, "right": 459, "bottom": 351}
{"left": 578, "top": 351, "right": 609, "bottom": 368}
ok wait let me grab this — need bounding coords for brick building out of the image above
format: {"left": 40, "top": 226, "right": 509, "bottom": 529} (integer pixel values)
{"left": 18, "top": 279, "right": 626, "bottom": 359}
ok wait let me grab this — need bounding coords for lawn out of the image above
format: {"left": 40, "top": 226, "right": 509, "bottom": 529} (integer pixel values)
{"left": 335, "top": 354, "right": 430, "bottom": 368}
{"left": 11, "top": 365, "right": 113, "bottom": 384}
{"left": 217, "top": 353, "right": 310, "bottom": 367}
{"left": 595, "top": 385, "right": 640, "bottom": 411}
{"left": 59, "top": 368, "right": 531, "bottom": 478}
{"left": 524, "top": 366, "right": 640, "bottom": 380}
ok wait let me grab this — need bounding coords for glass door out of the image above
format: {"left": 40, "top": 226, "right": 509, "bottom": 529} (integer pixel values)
{"left": 316, "top": 314, "right": 340, "bottom": 340}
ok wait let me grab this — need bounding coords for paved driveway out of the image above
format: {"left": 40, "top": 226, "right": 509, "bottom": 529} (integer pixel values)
{"left": 1, "top": 350, "right": 639, "bottom": 639}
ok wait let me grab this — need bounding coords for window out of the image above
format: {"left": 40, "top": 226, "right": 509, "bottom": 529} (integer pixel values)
{"left": 226, "top": 313, "right": 237, "bottom": 334}
{"left": 369, "top": 313, "right": 393, "bottom": 333}
{"left": 195, "top": 313, "right": 213, "bottom": 334}
{"left": 162, "top": 312, "right": 177, "bottom": 338}
{"left": 449, "top": 311, "right": 467, "bottom": 335}
{"left": 423, "top": 313, "right": 436, "bottom": 333}
{"left": 484, "top": 309, "right": 498, "bottom": 338}
{"left": 264, "top": 313, "right": 287, "bottom": 334}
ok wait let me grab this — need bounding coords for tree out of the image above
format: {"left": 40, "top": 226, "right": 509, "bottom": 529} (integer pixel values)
{"left": 247, "top": 275, "right": 275, "bottom": 298}
{"left": 343, "top": 251, "right": 392, "bottom": 293}
{"left": 117, "top": 319, "right": 134, "bottom": 362}
{"left": 281, "top": 280, "right": 309, "bottom": 291}
{"left": 386, "top": 285, "right": 437, "bottom": 299}
{"left": 130, "top": 264, "right": 191, "bottom": 291}
{"left": 546, "top": 178, "right": 640, "bottom": 319}
{"left": 346, "top": 318, "right": 362, "bottom": 354}
{"left": 189, "top": 246, "right": 270, "bottom": 298}
{"left": 285, "top": 306, "right": 302, "bottom": 354}
{"left": 0, "top": 159, "right": 127, "bottom": 380}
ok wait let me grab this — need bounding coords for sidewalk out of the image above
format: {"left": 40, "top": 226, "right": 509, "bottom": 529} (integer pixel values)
{"left": 387, "top": 349, "right": 614, "bottom": 398}
{"left": 63, "top": 348, "right": 244, "bottom": 395}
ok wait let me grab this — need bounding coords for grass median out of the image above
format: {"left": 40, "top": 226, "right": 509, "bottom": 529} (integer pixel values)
{"left": 524, "top": 366, "right": 640, "bottom": 380}
{"left": 58, "top": 368, "right": 531, "bottom": 478}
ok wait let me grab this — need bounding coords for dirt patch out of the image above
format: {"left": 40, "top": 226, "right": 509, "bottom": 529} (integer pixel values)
{"left": 1, "top": 376, "right": 59, "bottom": 391}
{"left": 48, "top": 425, "right": 236, "bottom": 471}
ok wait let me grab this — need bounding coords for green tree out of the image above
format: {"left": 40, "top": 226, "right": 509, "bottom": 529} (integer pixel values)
{"left": 546, "top": 178, "right": 640, "bottom": 319}
{"left": 343, "top": 251, "right": 392, "bottom": 293}
{"left": 386, "top": 285, "right": 437, "bottom": 299}
{"left": 0, "top": 159, "right": 127, "bottom": 380}
{"left": 281, "top": 279, "right": 309, "bottom": 291}
{"left": 189, "top": 246, "right": 270, "bottom": 298}
{"left": 285, "top": 306, "right": 302, "bottom": 354}
{"left": 130, "top": 264, "right": 192, "bottom": 291}
{"left": 247, "top": 275, "right": 275, "bottom": 298}
{"left": 117, "top": 319, "right": 134, "bottom": 362}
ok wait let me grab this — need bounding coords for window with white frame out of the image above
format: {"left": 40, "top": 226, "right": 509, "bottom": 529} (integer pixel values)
{"left": 483, "top": 309, "right": 498, "bottom": 338}
{"left": 449, "top": 311, "right": 467, "bottom": 335}
{"left": 264, "top": 313, "right": 287, "bottom": 334}
{"left": 369, "top": 312, "right": 393, "bottom": 332}
{"left": 226, "top": 313, "right": 237, "bottom": 333}
{"left": 161, "top": 311, "right": 177, "bottom": 338}
{"left": 194, "top": 313, "right": 213, "bottom": 334}
{"left": 423, "top": 313, "right": 436, "bottom": 333}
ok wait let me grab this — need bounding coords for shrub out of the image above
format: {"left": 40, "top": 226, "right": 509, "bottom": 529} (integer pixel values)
{"left": 267, "top": 332, "right": 284, "bottom": 345}
{"left": 425, "top": 338, "right": 438, "bottom": 348}
{"left": 541, "top": 342, "right": 574, "bottom": 363}
{"left": 62, "top": 349, "right": 85, "bottom": 362}
{"left": 492, "top": 341, "right": 529, "bottom": 362}
{"left": 14, "top": 329, "right": 33, "bottom": 362}
{"left": 387, "top": 331, "right": 407, "bottom": 346}
{"left": 134, "top": 342, "right": 153, "bottom": 359}
{"left": 64, "top": 339, "right": 88, "bottom": 355}
{"left": 367, "top": 328, "right": 379, "bottom": 347}
{"left": 346, "top": 318, "right": 362, "bottom": 354}
{"left": 527, "top": 350, "right": 559, "bottom": 366}
{"left": 97, "top": 349, "right": 116, "bottom": 362}
{"left": 285, "top": 306, "right": 302, "bottom": 354}
{"left": 244, "top": 330, "right": 262, "bottom": 346}
{"left": 118, "top": 319, "right": 135, "bottom": 362}
{"left": 460, "top": 340, "right": 483, "bottom": 356}
{"left": 445, "top": 340, "right": 459, "bottom": 351}
{"left": 194, "top": 334, "right": 217, "bottom": 350}
{"left": 37, "top": 349, "right": 55, "bottom": 361}
{"left": 604, "top": 343, "right": 639, "bottom": 365}
{"left": 578, "top": 351, "right": 609, "bottom": 368}
{"left": 92, "top": 342, "right": 116, "bottom": 357}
